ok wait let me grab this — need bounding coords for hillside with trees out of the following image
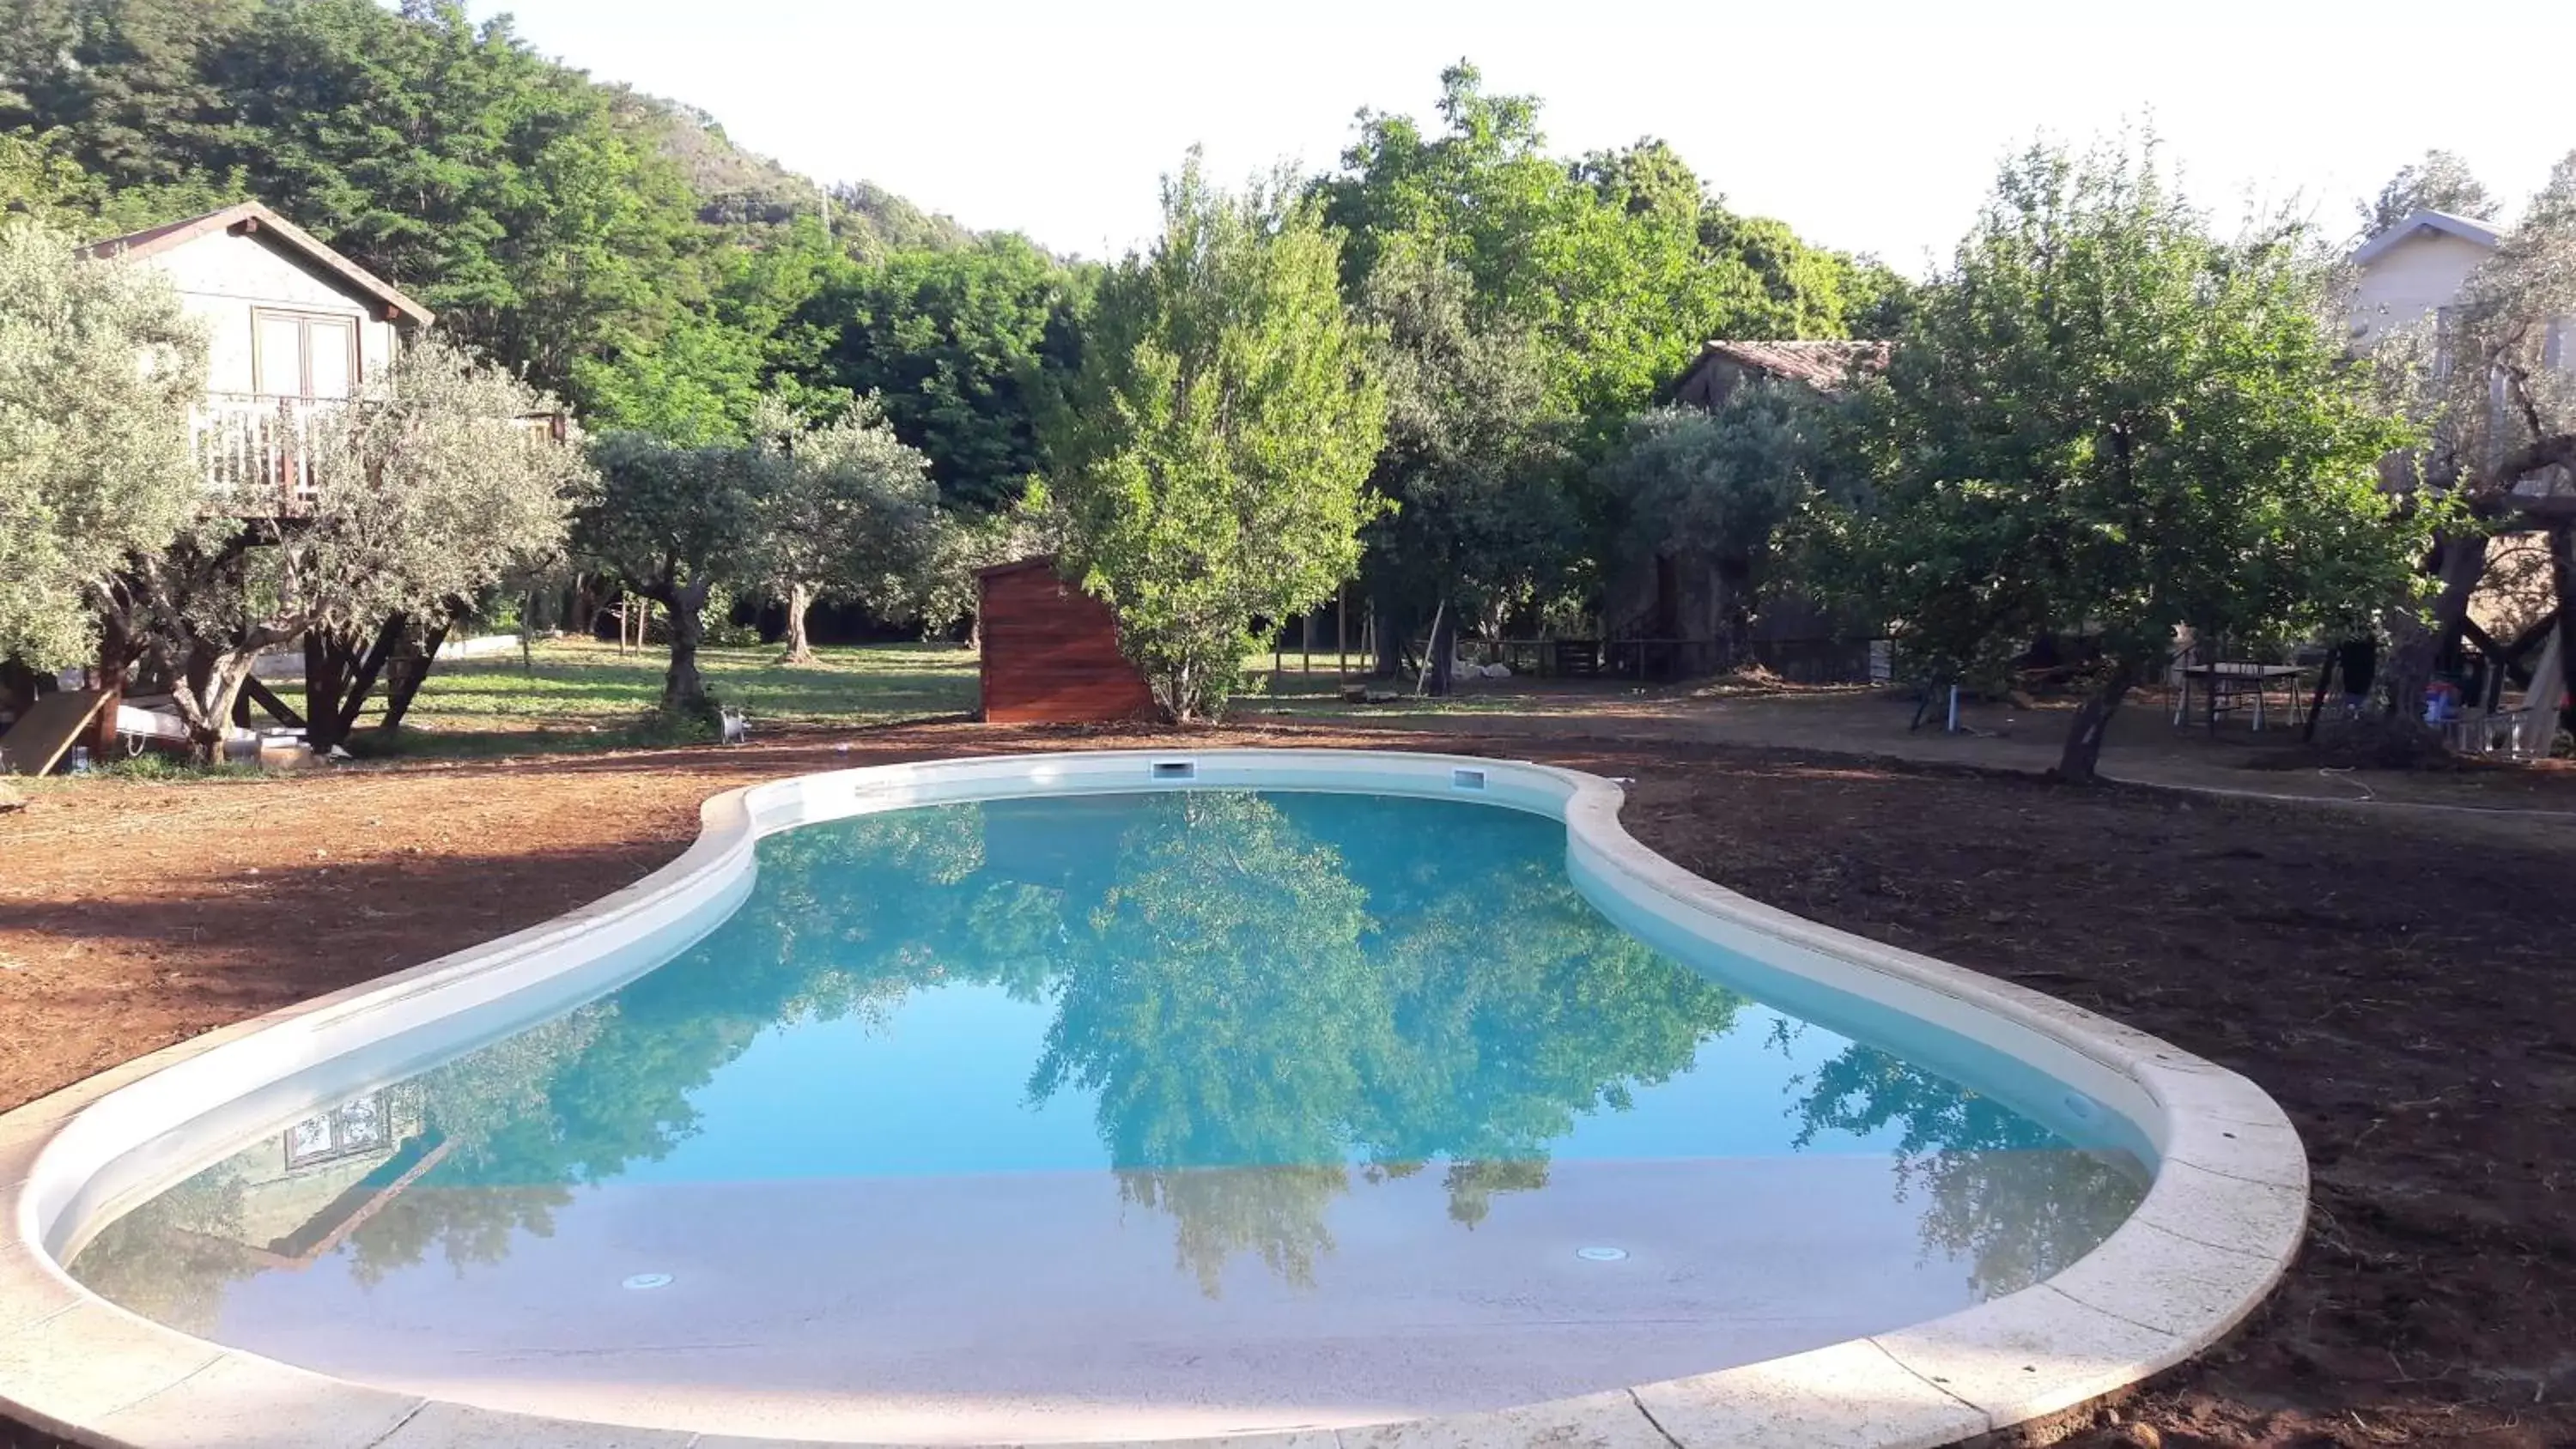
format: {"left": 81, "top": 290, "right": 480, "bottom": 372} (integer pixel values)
{"left": 0, "top": 0, "right": 1917, "bottom": 731}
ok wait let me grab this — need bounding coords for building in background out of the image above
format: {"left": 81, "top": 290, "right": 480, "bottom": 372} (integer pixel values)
{"left": 79, "top": 201, "right": 436, "bottom": 514}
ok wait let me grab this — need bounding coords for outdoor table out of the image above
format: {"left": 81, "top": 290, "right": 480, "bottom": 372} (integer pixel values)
{"left": 2172, "top": 662, "right": 2309, "bottom": 733}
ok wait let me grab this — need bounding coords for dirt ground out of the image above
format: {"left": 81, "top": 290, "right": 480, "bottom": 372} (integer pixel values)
{"left": 3, "top": 715, "right": 2573, "bottom": 1448}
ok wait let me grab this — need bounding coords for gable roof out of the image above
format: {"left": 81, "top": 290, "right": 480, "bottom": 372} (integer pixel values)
{"left": 78, "top": 201, "right": 435, "bottom": 328}
{"left": 2349, "top": 208, "right": 2504, "bottom": 268}
{"left": 1680, "top": 339, "right": 1888, "bottom": 397}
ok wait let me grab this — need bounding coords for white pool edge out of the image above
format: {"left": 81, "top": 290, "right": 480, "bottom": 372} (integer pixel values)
{"left": 0, "top": 749, "right": 2308, "bottom": 1449}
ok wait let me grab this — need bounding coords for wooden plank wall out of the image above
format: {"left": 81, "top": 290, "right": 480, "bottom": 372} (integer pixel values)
{"left": 979, "top": 567, "right": 1158, "bottom": 724}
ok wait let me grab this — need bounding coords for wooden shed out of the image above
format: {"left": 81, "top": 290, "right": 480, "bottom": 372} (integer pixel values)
{"left": 976, "top": 558, "right": 1157, "bottom": 725}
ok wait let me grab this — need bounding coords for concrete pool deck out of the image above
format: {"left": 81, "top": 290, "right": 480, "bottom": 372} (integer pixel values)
{"left": 0, "top": 749, "right": 2310, "bottom": 1449}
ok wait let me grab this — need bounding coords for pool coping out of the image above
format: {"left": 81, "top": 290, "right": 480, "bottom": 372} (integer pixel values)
{"left": 0, "top": 748, "right": 2309, "bottom": 1449}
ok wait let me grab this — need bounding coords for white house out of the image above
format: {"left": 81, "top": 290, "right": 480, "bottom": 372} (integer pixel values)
{"left": 2348, "top": 208, "right": 2575, "bottom": 489}
{"left": 2346, "top": 207, "right": 2503, "bottom": 346}
{"left": 78, "top": 201, "right": 434, "bottom": 512}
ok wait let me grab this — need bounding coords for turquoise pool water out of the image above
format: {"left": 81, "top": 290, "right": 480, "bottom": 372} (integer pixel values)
{"left": 70, "top": 790, "right": 2148, "bottom": 1440}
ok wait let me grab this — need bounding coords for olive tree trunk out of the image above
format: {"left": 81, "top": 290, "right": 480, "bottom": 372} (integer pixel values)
{"left": 1419, "top": 599, "right": 1456, "bottom": 698}
{"left": 1713, "top": 559, "right": 1756, "bottom": 673}
{"left": 2549, "top": 524, "right": 2576, "bottom": 740}
{"left": 657, "top": 579, "right": 716, "bottom": 719}
{"left": 778, "top": 583, "right": 817, "bottom": 666}
{"left": 2379, "top": 530, "right": 2488, "bottom": 751}
{"left": 168, "top": 636, "right": 283, "bottom": 765}
{"left": 2054, "top": 657, "right": 2142, "bottom": 784}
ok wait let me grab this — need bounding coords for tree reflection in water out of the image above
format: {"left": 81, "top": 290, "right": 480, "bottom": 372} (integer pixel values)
{"left": 70, "top": 1162, "right": 255, "bottom": 1337}
{"left": 71, "top": 791, "right": 2135, "bottom": 1310}
{"left": 1029, "top": 791, "right": 1750, "bottom": 1291}
{"left": 1786, "top": 1045, "right": 2146, "bottom": 1297}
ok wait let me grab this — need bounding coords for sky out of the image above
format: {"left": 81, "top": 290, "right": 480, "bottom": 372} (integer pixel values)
{"left": 464, "top": 0, "right": 2576, "bottom": 272}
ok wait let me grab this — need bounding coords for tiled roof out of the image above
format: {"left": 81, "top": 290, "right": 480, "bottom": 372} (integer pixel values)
{"left": 1693, "top": 340, "right": 1890, "bottom": 390}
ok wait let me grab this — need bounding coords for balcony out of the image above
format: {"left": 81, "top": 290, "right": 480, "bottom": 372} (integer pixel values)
{"left": 191, "top": 393, "right": 574, "bottom": 520}
{"left": 191, "top": 391, "right": 325, "bottom": 517}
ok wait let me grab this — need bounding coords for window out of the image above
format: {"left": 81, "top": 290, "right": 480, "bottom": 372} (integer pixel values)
{"left": 282, "top": 1094, "right": 392, "bottom": 1169}
{"left": 252, "top": 308, "right": 361, "bottom": 399}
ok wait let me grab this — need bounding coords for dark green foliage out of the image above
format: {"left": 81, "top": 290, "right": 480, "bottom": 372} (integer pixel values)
{"left": 1357, "top": 242, "right": 1577, "bottom": 679}
{"left": 788, "top": 235, "right": 1092, "bottom": 515}
{"left": 0, "top": 0, "right": 253, "bottom": 191}
{"left": 193, "top": 0, "right": 701, "bottom": 396}
{"left": 0, "top": 0, "right": 982, "bottom": 420}
{"left": 1315, "top": 63, "right": 1905, "bottom": 644}
{"left": 1801, "top": 141, "right": 2436, "bottom": 779}
{"left": 1317, "top": 64, "right": 1888, "bottom": 447}
{"left": 576, "top": 216, "right": 857, "bottom": 444}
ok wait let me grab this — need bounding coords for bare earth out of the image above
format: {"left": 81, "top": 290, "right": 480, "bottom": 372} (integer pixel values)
{"left": 3, "top": 702, "right": 2572, "bottom": 1449}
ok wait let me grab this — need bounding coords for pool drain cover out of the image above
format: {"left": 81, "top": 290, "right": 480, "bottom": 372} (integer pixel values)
{"left": 1575, "top": 1246, "right": 1629, "bottom": 1263}
{"left": 623, "top": 1273, "right": 674, "bottom": 1290}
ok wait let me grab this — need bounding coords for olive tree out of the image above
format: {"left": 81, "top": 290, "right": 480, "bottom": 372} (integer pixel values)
{"left": 1357, "top": 240, "right": 1574, "bottom": 694}
{"left": 576, "top": 431, "right": 775, "bottom": 718}
{"left": 746, "top": 399, "right": 939, "bottom": 664}
{"left": 1805, "top": 141, "right": 2433, "bottom": 782}
{"left": 122, "top": 336, "right": 588, "bottom": 760}
{"left": 1048, "top": 154, "right": 1388, "bottom": 722}
{"left": 2369, "top": 153, "right": 2576, "bottom": 742}
{"left": 0, "top": 220, "right": 205, "bottom": 671}
{"left": 1599, "top": 385, "right": 1835, "bottom": 674}
{"left": 896, "top": 492, "right": 1064, "bottom": 647}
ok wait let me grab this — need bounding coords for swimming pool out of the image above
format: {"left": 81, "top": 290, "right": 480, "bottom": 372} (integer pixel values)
{"left": 0, "top": 751, "right": 2308, "bottom": 1449}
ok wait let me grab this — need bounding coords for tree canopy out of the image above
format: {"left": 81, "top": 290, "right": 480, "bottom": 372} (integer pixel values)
{"left": 1804, "top": 140, "right": 2434, "bottom": 780}
{"left": 575, "top": 430, "right": 778, "bottom": 716}
{"left": 746, "top": 399, "right": 940, "bottom": 664}
{"left": 788, "top": 235, "right": 1093, "bottom": 515}
{"left": 1356, "top": 239, "right": 1576, "bottom": 688}
{"left": 2360, "top": 149, "right": 2501, "bottom": 236}
{"left": 118, "top": 336, "right": 588, "bottom": 757}
{"left": 1316, "top": 64, "right": 1900, "bottom": 446}
{"left": 1310, "top": 63, "right": 1895, "bottom": 665}
{"left": 1048, "top": 155, "right": 1388, "bottom": 721}
{"left": 0, "top": 0, "right": 988, "bottom": 422}
{"left": 0, "top": 219, "right": 207, "bottom": 670}
{"left": 7, "top": 15, "right": 1979, "bottom": 716}
{"left": 1599, "top": 385, "right": 1839, "bottom": 670}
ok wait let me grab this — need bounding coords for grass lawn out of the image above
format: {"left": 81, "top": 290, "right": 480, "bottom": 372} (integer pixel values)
{"left": 278, "top": 638, "right": 979, "bottom": 758}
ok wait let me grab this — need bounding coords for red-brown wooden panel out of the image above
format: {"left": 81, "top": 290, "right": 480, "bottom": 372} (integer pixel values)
{"left": 978, "top": 561, "right": 1157, "bottom": 725}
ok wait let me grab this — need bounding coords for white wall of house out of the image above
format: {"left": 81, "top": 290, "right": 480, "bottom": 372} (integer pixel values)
{"left": 2348, "top": 229, "right": 2494, "bottom": 343}
{"left": 143, "top": 230, "right": 403, "bottom": 397}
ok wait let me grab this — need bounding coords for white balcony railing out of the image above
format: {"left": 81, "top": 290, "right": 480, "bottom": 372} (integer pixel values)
{"left": 189, "top": 395, "right": 573, "bottom": 518}
{"left": 191, "top": 391, "right": 325, "bottom": 515}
